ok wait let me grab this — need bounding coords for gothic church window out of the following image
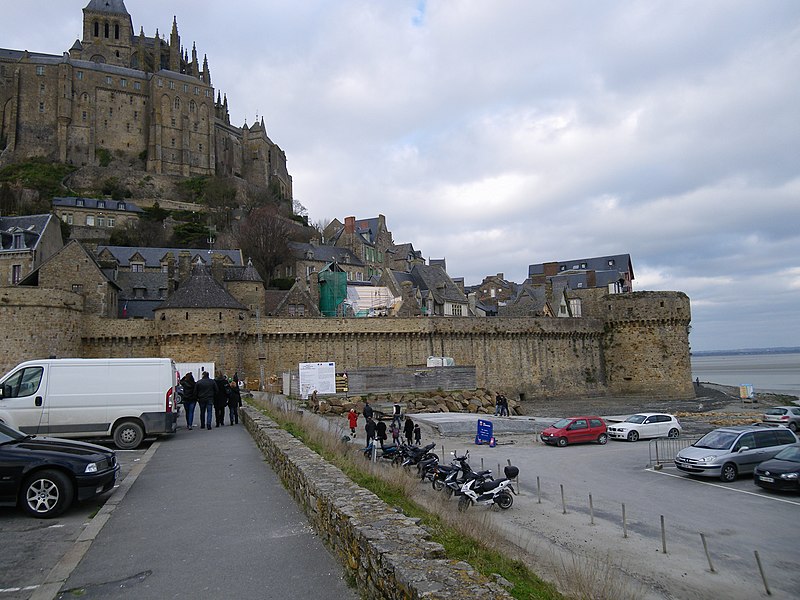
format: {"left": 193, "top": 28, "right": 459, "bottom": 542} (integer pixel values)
{"left": 190, "top": 100, "right": 196, "bottom": 112}
{"left": 174, "top": 97, "right": 181, "bottom": 110}
{"left": 94, "top": 22, "right": 99, "bottom": 37}
{"left": 77, "top": 71, "right": 83, "bottom": 80}
{"left": 36, "top": 66, "right": 44, "bottom": 76}
{"left": 115, "top": 23, "right": 119, "bottom": 40}
{"left": 104, "top": 23, "right": 109, "bottom": 38}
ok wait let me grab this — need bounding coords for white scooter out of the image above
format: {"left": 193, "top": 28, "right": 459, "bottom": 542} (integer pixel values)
{"left": 457, "top": 465, "right": 518, "bottom": 511}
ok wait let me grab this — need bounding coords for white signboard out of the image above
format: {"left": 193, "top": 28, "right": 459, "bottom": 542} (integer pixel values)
{"left": 299, "top": 362, "right": 336, "bottom": 399}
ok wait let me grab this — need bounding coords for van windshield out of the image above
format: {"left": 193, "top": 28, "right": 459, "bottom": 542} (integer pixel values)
{"left": 693, "top": 430, "right": 739, "bottom": 450}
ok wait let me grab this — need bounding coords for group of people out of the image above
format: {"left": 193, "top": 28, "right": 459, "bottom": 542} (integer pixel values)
{"left": 350, "top": 400, "right": 421, "bottom": 447}
{"left": 494, "top": 392, "right": 509, "bottom": 416}
{"left": 178, "top": 370, "right": 242, "bottom": 430}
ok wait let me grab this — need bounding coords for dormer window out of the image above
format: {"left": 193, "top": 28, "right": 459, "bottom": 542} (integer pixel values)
{"left": 76, "top": 198, "right": 84, "bottom": 207}
{"left": 608, "top": 259, "right": 615, "bottom": 266}
{"left": 97, "top": 200, "right": 106, "bottom": 209}
{"left": 131, "top": 262, "right": 144, "bottom": 273}
{"left": 580, "top": 262, "right": 587, "bottom": 269}
{"left": 12, "top": 233, "right": 24, "bottom": 249}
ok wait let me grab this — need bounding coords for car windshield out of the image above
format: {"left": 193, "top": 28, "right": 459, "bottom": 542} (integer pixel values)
{"left": 693, "top": 430, "right": 739, "bottom": 450}
{"left": 773, "top": 446, "right": 800, "bottom": 463}
{"left": 551, "top": 418, "right": 572, "bottom": 429}
{"left": 0, "top": 421, "right": 29, "bottom": 445}
{"left": 625, "top": 415, "right": 647, "bottom": 424}
{"left": 764, "top": 408, "right": 787, "bottom": 416}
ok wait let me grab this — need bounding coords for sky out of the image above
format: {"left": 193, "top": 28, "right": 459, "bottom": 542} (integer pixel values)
{"left": 2, "top": 1, "right": 799, "bottom": 352}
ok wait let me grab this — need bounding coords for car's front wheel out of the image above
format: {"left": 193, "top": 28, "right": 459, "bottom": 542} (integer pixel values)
{"left": 597, "top": 433, "right": 608, "bottom": 445}
{"left": 667, "top": 428, "right": 680, "bottom": 439}
{"left": 627, "top": 430, "right": 639, "bottom": 442}
{"left": 21, "top": 470, "right": 74, "bottom": 518}
{"left": 720, "top": 462, "right": 738, "bottom": 483}
{"left": 557, "top": 437, "right": 568, "bottom": 447}
{"left": 789, "top": 422, "right": 797, "bottom": 433}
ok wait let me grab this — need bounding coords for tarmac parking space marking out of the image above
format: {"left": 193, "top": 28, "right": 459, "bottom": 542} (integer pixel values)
{"left": 646, "top": 467, "right": 800, "bottom": 507}
{"left": 0, "top": 586, "right": 39, "bottom": 594}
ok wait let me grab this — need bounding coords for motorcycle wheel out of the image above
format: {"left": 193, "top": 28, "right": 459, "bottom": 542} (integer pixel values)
{"left": 458, "top": 496, "right": 471, "bottom": 512}
{"left": 432, "top": 478, "right": 445, "bottom": 492}
{"left": 444, "top": 486, "right": 454, "bottom": 498}
{"left": 496, "top": 491, "right": 513, "bottom": 510}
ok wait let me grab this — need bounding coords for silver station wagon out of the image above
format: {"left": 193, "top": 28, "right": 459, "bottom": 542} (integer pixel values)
{"left": 675, "top": 425, "right": 798, "bottom": 482}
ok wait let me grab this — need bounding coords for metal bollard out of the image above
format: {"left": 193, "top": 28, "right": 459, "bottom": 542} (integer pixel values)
{"left": 537, "top": 476, "right": 541, "bottom": 504}
{"left": 622, "top": 503, "right": 628, "bottom": 538}
{"left": 589, "top": 494, "right": 594, "bottom": 525}
{"left": 754, "top": 551, "right": 771, "bottom": 596}
{"left": 560, "top": 484, "right": 567, "bottom": 514}
{"left": 481, "top": 457, "right": 484, "bottom": 471}
{"left": 700, "top": 533, "right": 715, "bottom": 573}
{"left": 660, "top": 515, "right": 667, "bottom": 553}
{"left": 372, "top": 444, "right": 377, "bottom": 463}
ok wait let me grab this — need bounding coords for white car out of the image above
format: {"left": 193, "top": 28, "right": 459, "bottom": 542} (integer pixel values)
{"left": 607, "top": 413, "right": 682, "bottom": 442}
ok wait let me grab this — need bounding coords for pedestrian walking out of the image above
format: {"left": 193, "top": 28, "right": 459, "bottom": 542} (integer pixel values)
{"left": 403, "top": 417, "right": 414, "bottom": 445}
{"left": 311, "top": 390, "right": 319, "bottom": 413}
{"left": 390, "top": 422, "right": 400, "bottom": 446}
{"left": 365, "top": 416, "right": 376, "bottom": 446}
{"left": 413, "top": 423, "right": 421, "bottom": 445}
{"left": 195, "top": 371, "right": 216, "bottom": 430}
{"left": 494, "top": 392, "right": 503, "bottom": 416}
{"left": 376, "top": 419, "right": 388, "bottom": 448}
{"left": 391, "top": 402, "right": 402, "bottom": 428}
{"left": 180, "top": 372, "right": 197, "bottom": 429}
{"left": 228, "top": 376, "right": 242, "bottom": 425}
{"left": 347, "top": 408, "right": 358, "bottom": 436}
{"left": 363, "top": 400, "right": 373, "bottom": 420}
{"left": 213, "top": 373, "right": 229, "bottom": 427}
{"left": 500, "top": 394, "right": 509, "bottom": 417}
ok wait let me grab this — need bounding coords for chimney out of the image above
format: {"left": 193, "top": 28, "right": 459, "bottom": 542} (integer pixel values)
{"left": 344, "top": 216, "right": 356, "bottom": 234}
{"left": 587, "top": 270, "right": 597, "bottom": 288}
{"left": 211, "top": 253, "right": 225, "bottom": 284}
{"left": 178, "top": 251, "right": 191, "bottom": 283}
{"left": 496, "top": 273, "right": 504, "bottom": 280}
{"left": 543, "top": 262, "right": 559, "bottom": 277}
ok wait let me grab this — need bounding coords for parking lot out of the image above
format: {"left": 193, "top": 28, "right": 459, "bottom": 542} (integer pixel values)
{"left": 426, "top": 431, "right": 799, "bottom": 599}
{"left": 0, "top": 438, "right": 157, "bottom": 600}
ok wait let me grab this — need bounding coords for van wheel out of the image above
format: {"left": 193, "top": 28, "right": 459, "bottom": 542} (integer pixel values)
{"left": 720, "top": 463, "right": 738, "bottom": 483}
{"left": 22, "top": 470, "right": 73, "bottom": 518}
{"left": 113, "top": 420, "right": 144, "bottom": 450}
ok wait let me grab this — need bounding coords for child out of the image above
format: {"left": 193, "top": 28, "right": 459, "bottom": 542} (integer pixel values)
{"left": 390, "top": 423, "right": 400, "bottom": 446}
{"left": 413, "top": 423, "right": 421, "bottom": 445}
{"left": 347, "top": 408, "right": 358, "bottom": 436}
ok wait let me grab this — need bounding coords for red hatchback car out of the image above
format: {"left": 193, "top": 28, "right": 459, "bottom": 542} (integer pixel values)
{"left": 540, "top": 416, "right": 608, "bottom": 447}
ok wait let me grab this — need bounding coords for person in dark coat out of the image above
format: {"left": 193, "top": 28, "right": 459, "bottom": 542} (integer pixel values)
{"left": 363, "top": 401, "right": 373, "bottom": 420}
{"left": 227, "top": 376, "right": 242, "bottom": 425}
{"left": 213, "top": 373, "right": 230, "bottom": 427}
{"left": 365, "top": 416, "right": 376, "bottom": 446}
{"left": 413, "top": 423, "right": 421, "bottom": 445}
{"left": 195, "top": 371, "right": 216, "bottom": 430}
{"left": 375, "top": 419, "right": 388, "bottom": 448}
{"left": 403, "top": 417, "right": 414, "bottom": 445}
{"left": 180, "top": 372, "right": 197, "bottom": 430}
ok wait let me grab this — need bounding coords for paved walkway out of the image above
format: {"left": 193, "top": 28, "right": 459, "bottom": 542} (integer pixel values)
{"left": 52, "top": 421, "right": 358, "bottom": 600}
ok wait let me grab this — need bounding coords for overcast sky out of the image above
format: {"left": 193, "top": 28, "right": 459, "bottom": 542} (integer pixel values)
{"left": 2, "top": 1, "right": 799, "bottom": 351}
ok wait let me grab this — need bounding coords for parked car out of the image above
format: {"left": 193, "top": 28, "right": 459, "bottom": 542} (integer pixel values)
{"left": 675, "top": 425, "right": 798, "bottom": 482}
{"left": 0, "top": 421, "right": 119, "bottom": 518}
{"left": 540, "top": 416, "right": 608, "bottom": 447}
{"left": 762, "top": 406, "right": 800, "bottom": 433}
{"left": 607, "top": 413, "right": 682, "bottom": 442}
{"left": 753, "top": 443, "right": 800, "bottom": 492}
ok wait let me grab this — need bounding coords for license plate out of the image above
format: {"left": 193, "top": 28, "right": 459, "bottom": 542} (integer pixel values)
{"left": 759, "top": 476, "right": 774, "bottom": 483}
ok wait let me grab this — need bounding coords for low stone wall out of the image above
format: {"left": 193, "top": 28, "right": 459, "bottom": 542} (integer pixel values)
{"left": 241, "top": 404, "right": 513, "bottom": 599}
{"left": 317, "top": 389, "right": 520, "bottom": 417}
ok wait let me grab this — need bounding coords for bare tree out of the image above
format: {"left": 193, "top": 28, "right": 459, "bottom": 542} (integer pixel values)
{"left": 235, "top": 205, "right": 293, "bottom": 284}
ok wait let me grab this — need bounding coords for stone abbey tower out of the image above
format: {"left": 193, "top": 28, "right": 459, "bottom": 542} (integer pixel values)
{"left": 0, "top": 0, "right": 292, "bottom": 198}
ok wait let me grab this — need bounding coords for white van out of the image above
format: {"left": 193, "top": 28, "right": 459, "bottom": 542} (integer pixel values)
{"left": 0, "top": 358, "right": 178, "bottom": 449}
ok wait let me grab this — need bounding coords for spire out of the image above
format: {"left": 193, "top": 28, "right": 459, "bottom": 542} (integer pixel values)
{"left": 171, "top": 16, "right": 179, "bottom": 41}
{"left": 202, "top": 54, "right": 211, "bottom": 85}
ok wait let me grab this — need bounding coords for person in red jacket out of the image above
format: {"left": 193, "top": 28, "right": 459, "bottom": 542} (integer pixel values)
{"left": 347, "top": 408, "right": 358, "bottom": 436}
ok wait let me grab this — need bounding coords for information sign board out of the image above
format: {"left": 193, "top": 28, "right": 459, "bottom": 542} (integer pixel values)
{"left": 475, "top": 419, "right": 493, "bottom": 445}
{"left": 299, "top": 362, "right": 336, "bottom": 399}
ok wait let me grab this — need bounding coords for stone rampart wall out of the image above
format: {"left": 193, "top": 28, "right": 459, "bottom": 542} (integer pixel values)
{"left": 241, "top": 404, "right": 513, "bottom": 599}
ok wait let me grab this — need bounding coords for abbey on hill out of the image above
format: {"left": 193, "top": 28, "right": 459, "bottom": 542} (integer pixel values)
{"left": 0, "top": 0, "right": 292, "bottom": 198}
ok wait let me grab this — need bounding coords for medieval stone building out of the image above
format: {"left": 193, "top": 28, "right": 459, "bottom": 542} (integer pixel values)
{"left": 0, "top": 0, "right": 292, "bottom": 198}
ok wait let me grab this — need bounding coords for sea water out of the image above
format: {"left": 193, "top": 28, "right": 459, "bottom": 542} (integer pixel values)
{"left": 691, "top": 352, "right": 800, "bottom": 399}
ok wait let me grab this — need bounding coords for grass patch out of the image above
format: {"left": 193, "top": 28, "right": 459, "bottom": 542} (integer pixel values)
{"left": 248, "top": 397, "right": 562, "bottom": 600}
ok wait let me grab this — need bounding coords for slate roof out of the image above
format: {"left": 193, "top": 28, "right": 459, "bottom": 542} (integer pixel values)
{"left": 157, "top": 263, "right": 246, "bottom": 310}
{"left": 264, "top": 290, "right": 290, "bottom": 314}
{"left": 84, "top": 0, "right": 129, "bottom": 15}
{"left": 0, "top": 215, "right": 55, "bottom": 252}
{"left": 53, "top": 197, "right": 143, "bottom": 213}
{"left": 288, "top": 242, "right": 363, "bottom": 266}
{"left": 410, "top": 264, "right": 467, "bottom": 305}
{"left": 96, "top": 246, "right": 243, "bottom": 268}
{"left": 224, "top": 260, "right": 263, "bottom": 283}
{"left": 528, "top": 254, "right": 634, "bottom": 281}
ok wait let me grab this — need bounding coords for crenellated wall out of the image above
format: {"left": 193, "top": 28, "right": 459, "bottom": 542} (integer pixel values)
{"left": 0, "top": 291, "right": 693, "bottom": 400}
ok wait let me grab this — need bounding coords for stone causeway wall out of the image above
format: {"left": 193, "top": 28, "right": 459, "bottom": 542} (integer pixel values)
{"left": 241, "top": 404, "right": 513, "bottom": 599}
